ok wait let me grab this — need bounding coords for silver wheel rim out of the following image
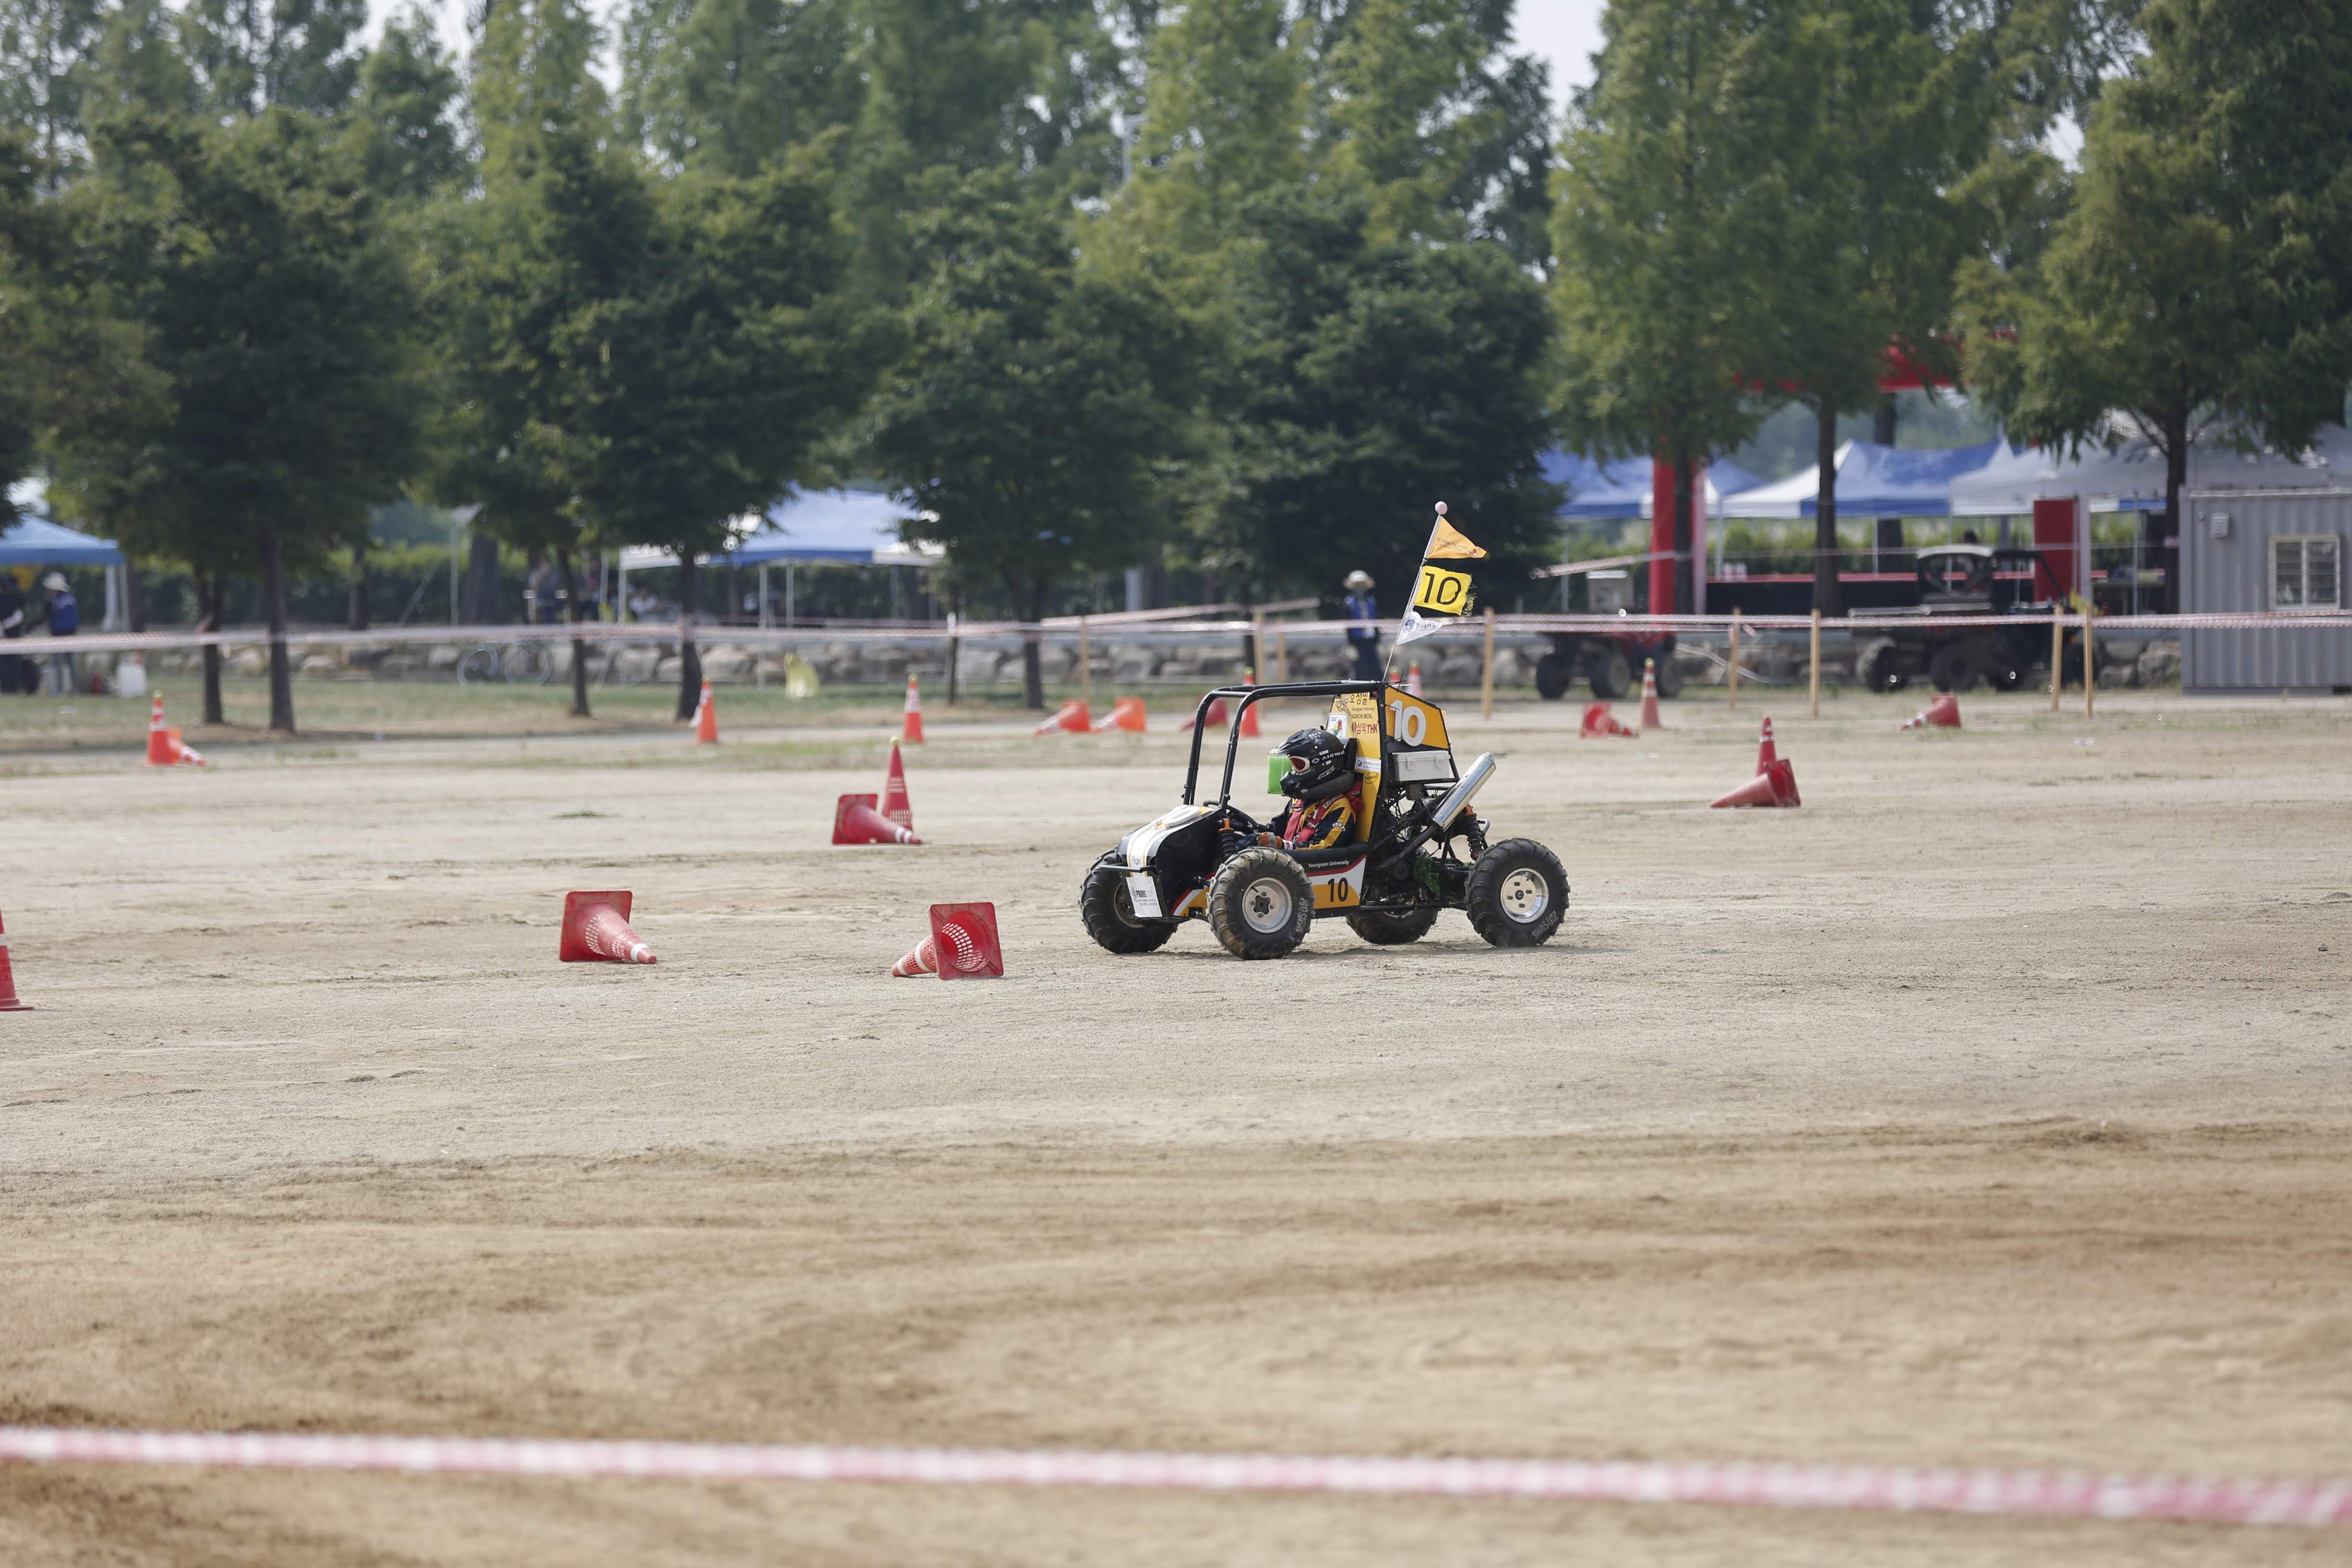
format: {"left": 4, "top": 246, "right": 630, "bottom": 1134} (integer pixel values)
{"left": 1498, "top": 867, "right": 1549, "bottom": 924}
{"left": 1239, "top": 876, "right": 1295, "bottom": 934}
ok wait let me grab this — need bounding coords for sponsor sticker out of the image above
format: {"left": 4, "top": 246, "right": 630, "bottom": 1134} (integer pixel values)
{"left": 1125, "top": 875, "right": 1163, "bottom": 920}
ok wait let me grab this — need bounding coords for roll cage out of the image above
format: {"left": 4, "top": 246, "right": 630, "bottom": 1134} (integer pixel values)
{"left": 1179, "top": 680, "right": 1401, "bottom": 810}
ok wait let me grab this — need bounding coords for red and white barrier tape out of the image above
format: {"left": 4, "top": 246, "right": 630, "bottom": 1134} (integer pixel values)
{"left": 1, "top": 1427, "right": 2345, "bottom": 1527}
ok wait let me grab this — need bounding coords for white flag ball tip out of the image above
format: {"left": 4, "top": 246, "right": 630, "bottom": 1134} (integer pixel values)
{"left": 1434, "top": 501, "right": 1447, "bottom": 515}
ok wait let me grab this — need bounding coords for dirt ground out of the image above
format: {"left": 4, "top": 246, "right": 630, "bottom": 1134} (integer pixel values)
{"left": 1, "top": 685, "right": 2348, "bottom": 1565}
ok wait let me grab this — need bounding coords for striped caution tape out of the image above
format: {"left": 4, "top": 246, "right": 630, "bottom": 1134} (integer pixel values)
{"left": 1, "top": 1427, "right": 2346, "bottom": 1527}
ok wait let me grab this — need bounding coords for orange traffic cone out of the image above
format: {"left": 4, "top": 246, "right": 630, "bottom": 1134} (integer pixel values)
{"left": 559, "top": 891, "right": 656, "bottom": 963}
{"left": 1033, "top": 700, "right": 1091, "bottom": 735}
{"left": 833, "top": 793, "right": 922, "bottom": 845}
{"left": 891, "top": 934, "right": 939, "bottom": 977}
{"left": 1755, "top": 716, "right": 1778, "bottom": 775}
{"left": 1177, "top": 697, "right": 1229, "bottom": 732}
{"left": 144, "top": 697, "right": 204, "bottom": 766}
{"left": 1580, "top": 701, "right": 1637, "bottom": 739}
{"left": 1711, "top": 757, "right": 1801, "bottom": 809}
{"left": 1406, "top": 662, "right": 1424, "bottom": 697}
{"left": 0, "top": 906, "right": 31, "bottom": 1010}
{"left": 1901, "top": 694, "right": 1962, "bottom": 730}
{"left": 1092, "top": 696, "right": 1146, "bottom": 733}
{"left": 902, "top": 673, "right": 924, "bottom": 744}
{"left": 1639, "top": 659, "right": 1665, "bottom": 731}
{"left": 693, "top": 681, "right": 719, "bottom": 743}
{"left": 881, "top": 740, "right": 915, "bottom": 829}
{"left": 1237, "top": 669, "right": 1261, "bottom": 738}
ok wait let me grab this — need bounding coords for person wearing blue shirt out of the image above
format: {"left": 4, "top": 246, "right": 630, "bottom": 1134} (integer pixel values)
{"left": 1343, "top": 569, "right": 1380, "bottom": 681}
{"left": 39, "top": 572, "right": 76, "bottom": 693}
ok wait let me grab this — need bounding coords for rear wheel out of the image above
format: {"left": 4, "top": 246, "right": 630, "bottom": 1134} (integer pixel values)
{"left": 1464, "top": 839, "right": 1569, "bottom": 948}
{"left": 1533, "top": 653, "right": 1571, "bottom": 701}
{"left": 1589, "top": 649, "right": 1633, "bottom": 700}
{"left": 1205, "top": 848, "right": 1313, "bottom": 959}
{"left": 1345, "top": 905, "right": 1440, "bottom": 945}
{"left": 1928, "top": 643, "right": 1983, "bottom": 693}
{"left": 1079, "top": 863, "right": 1176, "bottom": 955}
{"left": 1855, "top": 641, "right": 1904, "bottom": 693}
{"left": 1652, "top": 655, "right": 1685, "bottom": 698}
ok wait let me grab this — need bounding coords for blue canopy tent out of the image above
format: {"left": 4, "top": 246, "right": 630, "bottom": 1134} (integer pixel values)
{"left": 1543, "top": 451, "right": 1766, "bottom": 520}
{"left": 1717, "top": 438, "right": 2004, "bottom": 520}
{"left": 616, "top": 488, "right": 942, "bottom": 627}
{"left": 0, "top": 512, "right": 124, "bottom": 566}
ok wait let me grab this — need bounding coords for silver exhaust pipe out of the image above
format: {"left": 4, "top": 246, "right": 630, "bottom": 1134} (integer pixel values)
{"left": 1428, "top": 753, "right": 1495, "bottom": 829}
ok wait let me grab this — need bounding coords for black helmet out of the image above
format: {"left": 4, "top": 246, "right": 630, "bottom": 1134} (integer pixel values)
{"left": 1275, "top": 727, "right": 1357, "bottom": 803}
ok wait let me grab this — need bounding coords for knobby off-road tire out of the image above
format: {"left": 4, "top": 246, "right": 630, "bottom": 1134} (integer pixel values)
{"left": 1079, "top": 863, "right": 1176, "bottom": 955}
{"left": 1345, "top": 905, "right": 1441, "bottom": 945}
{"left": 1464, "top": 839, "right": 1569, "bottom": 948}
{"left": 1928, "top": 642, "right": 1983, "bottom": 694}
{"left": 1855, "top": 640, "right": 1904, "bottom": 693}
{"left": 1205, "top": 848, "right": 1314, "bottom": 959}
{"left": 1533, "top": 653, "right": 1572, "bottom": 701}
{"left": 1590, "top": 650, "right": 1633, "bottom": 701}
{"left": 1653, "top": 656, "right": 1685, "bottom": 698}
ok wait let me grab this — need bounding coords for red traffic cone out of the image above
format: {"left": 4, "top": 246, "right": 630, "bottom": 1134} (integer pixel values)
{"left": 559, "top": 891, "right": 656, "bottom": 963}
{"left": 1901, "top": 693, "right": 1962, "bottom": 730}
{"left": 1639, "top": 659, "right": 1665, "bottom": 731}
{"left": 1033, "top": 700, "right": 1091, "bottom": 735}
{"left": 0, "top": 907, "right": 32, "bottom": 1010}
{"left": 891, "top": 934, "right": 939, "bottom": 977}
{"left": 1177, "top": 697, "right": 1229, "bottom": 732}
{"left": 881, "top": 740, "right": 915, "bottom": 829}
{"left": 1712, "top": 757, "right": 1801, "bottom": 809}
{"left": 928, "top": 902, "right": 1003, "bottom": 979}
{"left": 1092, "top": 696, "right": 1146, "bottom": 733}
{"left": 693, "top": 681, "right": 719, "bottom": 743}
{"left": 1755, "top": 716, "right": 1778, "bottom": 775}
{"left": 833, "top": 792, "right": 922, "bottom": 845}
{"left": 1406, "top": 662, "right": 1424, "bottom": 696}
{"left": 1580, "top": 701, "right": 1637, "bottom": 739}
{"left": 1238, "top": 669, "right": 1261, "bottom": 738}
{"left": 145, "top": 696, "right": 172, "bottom": 765}
{"left": 902, "top": 672, "right": 925, "bottom": 744}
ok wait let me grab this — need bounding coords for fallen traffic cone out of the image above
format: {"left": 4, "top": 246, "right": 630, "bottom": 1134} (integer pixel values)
{"left": 881, "top": 740, "right": 915, "bottom": 829}
{"left": 928, "top": 901, "right": 1004, "bottom": 979}
{"left": 0, "top": 906, "right": 31, "bottom": 1010}
{"left": 833, "top": 792, "right": 922, "bottom": 845}
{"left": 1033, "top": 700, "right": 1091, "bottom": 735}
{"left": 1092, "top": 696, "right": 1147, "bottom": 733}
{"left": 1177, "top": 697, "right": 1229, "bottom": 732}
{"left": 891, "top": 934, "right": 938, "bottom": 976}
{"left": 558, "top": 890, "right": 656, "bottom": 963}
{"left": 1711, "top": 757, "right": 1802, "bottom": 809}
{"left": 1901, "top": 693, "right": 1963, "bottom": 730}
{"left": 145, "top": 696, "right": 204, "bottom": 766}
{"left": 1639, "top": 659, "right": 1665, "bottom": 731}
{"left": 902, "top": 672, "right": 924, "bottom": 744}
{"left": 693, "top": 681, "right": 719, "bottom": 743}
{"left": 1580, "top": 701, "right": 1637, "bottom": 739}
{"left": 1406, "top": 662, "right": 1424, "bottom": 696}
{"left": 1237, "top": 669, "right": 1261, "bottom": 738}
{"left": 1755, "top": 716, "right": 1778, "bottom": 775}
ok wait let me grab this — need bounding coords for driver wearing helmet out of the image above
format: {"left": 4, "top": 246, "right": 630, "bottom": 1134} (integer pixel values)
{"left": 1266, "top": 727, "right": 1363, "bottom": 851}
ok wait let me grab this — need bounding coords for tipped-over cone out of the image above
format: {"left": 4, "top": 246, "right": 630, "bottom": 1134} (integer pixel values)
{"left": 891, "top": 935, "right": 938, "bottom": 977}
{"left": 1711, "top": 757, "right": 1801, "bottom": 809}
{"left": 1093, "top": 697, "right": 1146, "bottom": 733}
{"left": 1034, "top": 700, "right": 1091, "bottom": 735}
{"left": 1901, "top": 693, "right": 1962, "bottom": 730}
{"left": 834, "top": 794, "right": 922, "bottom": 845}
{"left": 1177, "top": 698, "right": 1229, "bottom": 732}
{"left": 559, "top": 890, "right": 656, "bottom": 963}
{"left": 1580, "top": 701, "right": 1637, "bottom": 740}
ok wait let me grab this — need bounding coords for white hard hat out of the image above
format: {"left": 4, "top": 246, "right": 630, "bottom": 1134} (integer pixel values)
{"left": 1345, "top": 570, "right": 1373, "bottom": 590}
{"left": 41, "top": 572, "right": 66, "bottom": 591}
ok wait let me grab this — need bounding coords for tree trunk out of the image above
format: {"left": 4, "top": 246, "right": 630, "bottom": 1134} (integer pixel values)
{"left": 1014, "top": 574, "right": 1044, "bottom": 709}
{"left": 674, "top": 555, "right": 702, "bottom": 719}
{"left": 124, "top": 558, "right": 145, "bottom": 634}
{"left": 1671, "top": 458, "right": 1695, "bottom": 615}
{"left": 2162, "top": 397, "right": 2190, "bottom": 615}
{"left": 258, "top": 530, "right": 295, "bottom": 732}
{"left": 1873, "top": 391, "right": 1898, "bottom": 446}
{"left": 199, "top": 572, "right": 225, "bottom": 725}
{"left": 460, "top": 532, "right": 502, "bottom": 624}
{"left": 1812, "top": 398, "right": 1843, "bottom": 617}
{"left": 558, "top": 543, "right": 591, "bottom": 719}
{"left": 348, "top": 537, "right": 370, "bottom": 631}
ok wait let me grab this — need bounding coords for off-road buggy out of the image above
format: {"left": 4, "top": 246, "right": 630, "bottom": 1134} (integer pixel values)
{"left": 1079, "top": 681, "right": 1570, "bottom": 960}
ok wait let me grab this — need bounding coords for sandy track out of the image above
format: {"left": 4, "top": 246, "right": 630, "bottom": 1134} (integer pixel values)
{"left": 1, "top": 689, "right": 2348, "bottom": 1563}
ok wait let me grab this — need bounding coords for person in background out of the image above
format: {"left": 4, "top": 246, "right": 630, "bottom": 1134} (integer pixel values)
{"left": 0, "top": 572, "right": 27, "bottom": 694}
{"left": 1343, "top": 569, "right": 1380, "bottom": 681}
{"left": 38, "top": 571, "right": 76, "bottom": 693}
{"left": 527, "top": 558, "right": 562, "bottom": 624}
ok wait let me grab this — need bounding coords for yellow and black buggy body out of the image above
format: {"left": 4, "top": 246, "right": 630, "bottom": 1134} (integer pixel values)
{"left": 1079, "top": 680, "right": 1570, "bottom": 959}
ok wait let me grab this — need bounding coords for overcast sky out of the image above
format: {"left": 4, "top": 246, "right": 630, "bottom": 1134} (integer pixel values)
{"left": 411, "top": 0, "right": 1609, "bottom": 112}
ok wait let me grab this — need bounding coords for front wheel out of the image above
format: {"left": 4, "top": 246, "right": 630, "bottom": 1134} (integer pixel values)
{"left": 456, "top": 646, "right": 502, "bottom": 686}
{"left": 1590, "top": 649, "right": 1632, "bottom": 700}
{"left": 1533, "top": 653, "right": 1571, "bottom": 701}
{"left": 1652, "top": 655, "right": 1685, "bottom": 698}
{"left": 1855, "top": 641, "right": 1904, "bottom": 693}
{"left": 1079, "top": 863, "right": 1176, "bottom": 955}
{"left": 1464, "top": 839, "right": 1569, "bottom": 948}
{"left": 1346, "top": 905, "right": 1440, "bottom": 945}
{"left": 1205, "top": 848, "right": 1313, "bottom": 959}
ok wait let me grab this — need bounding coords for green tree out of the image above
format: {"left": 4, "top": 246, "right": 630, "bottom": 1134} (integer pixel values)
{"left": 0, "top": 0, "right": 104, "bottom": 184}
{"left": 1552, "top": 0, "right": 1793, "bottom": 614}
{"left": 49, "top": 110, "right": 424, "bottom": 729}
{"left": 618, "top": 0, "right": 863, "bottom": 175}
{"left": 868, "top": 170, "right": 1200, "bottom": 707}
{"left": 357, "top": 4, "right": 468, "bottom": 201}
{"left": 179, "top": 0, "right": 367, "bottom": 119}
{"left": 1970, "top": 0, "right": 2352, "bottom": 571}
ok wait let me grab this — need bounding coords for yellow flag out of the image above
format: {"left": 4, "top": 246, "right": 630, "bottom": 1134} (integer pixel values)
{"left": 1426, "top": 517, "right": 1487, "bottom": 559}
{"left": 1412, "top": 564, "right": 1475, "bottom": 616}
